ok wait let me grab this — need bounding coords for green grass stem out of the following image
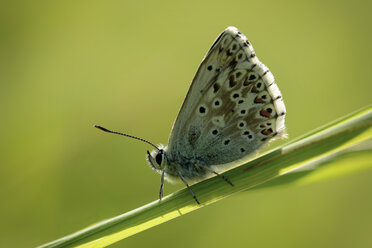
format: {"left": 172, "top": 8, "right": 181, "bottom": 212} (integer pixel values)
{"left": 38, "top": 106, "right": 372, "bottom": 248}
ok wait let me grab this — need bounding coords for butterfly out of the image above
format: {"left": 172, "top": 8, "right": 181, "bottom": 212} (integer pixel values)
{"left": 95, "top": 26, "right": 286, "bottom": 204}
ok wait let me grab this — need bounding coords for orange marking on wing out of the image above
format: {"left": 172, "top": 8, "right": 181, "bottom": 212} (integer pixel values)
{"left": 260, "top": 110, "right": 271, "bottom": 118}
{"left": 261, "top": 129, "right": 272, "bottom": 135}
{"left": 254, "top": 97, "right": 264, "bottom": 103}
{"left": 251, "top": 86, "right": 259, "bottom": 93}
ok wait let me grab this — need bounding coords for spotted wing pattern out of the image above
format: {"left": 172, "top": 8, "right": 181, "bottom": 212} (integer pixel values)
{"left": 167, "top": 26, "right": 286, "bottom": 170}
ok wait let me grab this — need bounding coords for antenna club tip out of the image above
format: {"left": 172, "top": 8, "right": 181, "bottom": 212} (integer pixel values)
{"left": 94, "top": 124, "right": 107, "bottom": 132}
{"left": 93, "top": 124, "right": 102, "bottom": 130}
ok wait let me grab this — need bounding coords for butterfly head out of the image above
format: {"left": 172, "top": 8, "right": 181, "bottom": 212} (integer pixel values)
{"left": 146, "top": 146, "right": 169, "bottom": 171}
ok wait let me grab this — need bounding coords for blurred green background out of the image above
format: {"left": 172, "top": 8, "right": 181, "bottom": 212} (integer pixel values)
{"left": 1, "top": 0, "right": 371, "bottom": 247}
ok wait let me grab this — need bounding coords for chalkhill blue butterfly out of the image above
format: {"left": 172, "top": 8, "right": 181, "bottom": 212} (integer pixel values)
{"left": 95, "top": 26, "right": 286, "bottom": 204}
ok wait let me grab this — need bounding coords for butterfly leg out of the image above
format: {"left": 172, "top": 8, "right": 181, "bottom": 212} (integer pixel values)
{"left": 177, "top": 172, "right": 200, "bottom": 205}
{"left": 196, "top": 164, "right": 234, "bottom": 186}
{"left": 159, "top": 170, "right": 165, "bottom": 200}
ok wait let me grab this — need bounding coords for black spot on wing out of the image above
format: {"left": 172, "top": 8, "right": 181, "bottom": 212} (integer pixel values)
{"left": 199, "top": 106, "right": 206, "bottom": 113}
{"left": 213, "top": 83, "right": 220, "bottom": 93}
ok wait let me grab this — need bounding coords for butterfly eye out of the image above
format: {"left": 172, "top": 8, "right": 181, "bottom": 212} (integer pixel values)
{"left": 155, "top": 153, "right": 163, "bottom": 165}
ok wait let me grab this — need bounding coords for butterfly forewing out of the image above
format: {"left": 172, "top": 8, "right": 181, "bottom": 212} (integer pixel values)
{"left": 167, "top": 26, "right": 286, "bottom": 172}
{"left": 96, "top": 27, "right": 287, "bottom": 204}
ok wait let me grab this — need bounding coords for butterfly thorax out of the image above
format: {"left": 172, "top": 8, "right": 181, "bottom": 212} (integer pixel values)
{"left": 146, "top": 146, "right": 210, "bottom": 183}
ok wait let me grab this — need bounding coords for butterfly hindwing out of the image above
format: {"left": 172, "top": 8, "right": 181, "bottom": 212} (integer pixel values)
{"left": 167, "top": 27, "right": 286, "bottom": 170}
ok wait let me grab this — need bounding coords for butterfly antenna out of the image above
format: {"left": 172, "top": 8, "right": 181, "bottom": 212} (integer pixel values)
{"left": 94, "top": 125, "right": 160, "bottom": 151}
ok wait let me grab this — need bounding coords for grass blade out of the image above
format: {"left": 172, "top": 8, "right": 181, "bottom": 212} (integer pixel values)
{"left": 38, "top": 106, "right": 372, "bottom": 248}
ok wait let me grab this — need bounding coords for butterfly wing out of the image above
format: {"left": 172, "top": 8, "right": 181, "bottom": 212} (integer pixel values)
{"left": 167, "top": 26, "right": 286, "bottom": 170}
